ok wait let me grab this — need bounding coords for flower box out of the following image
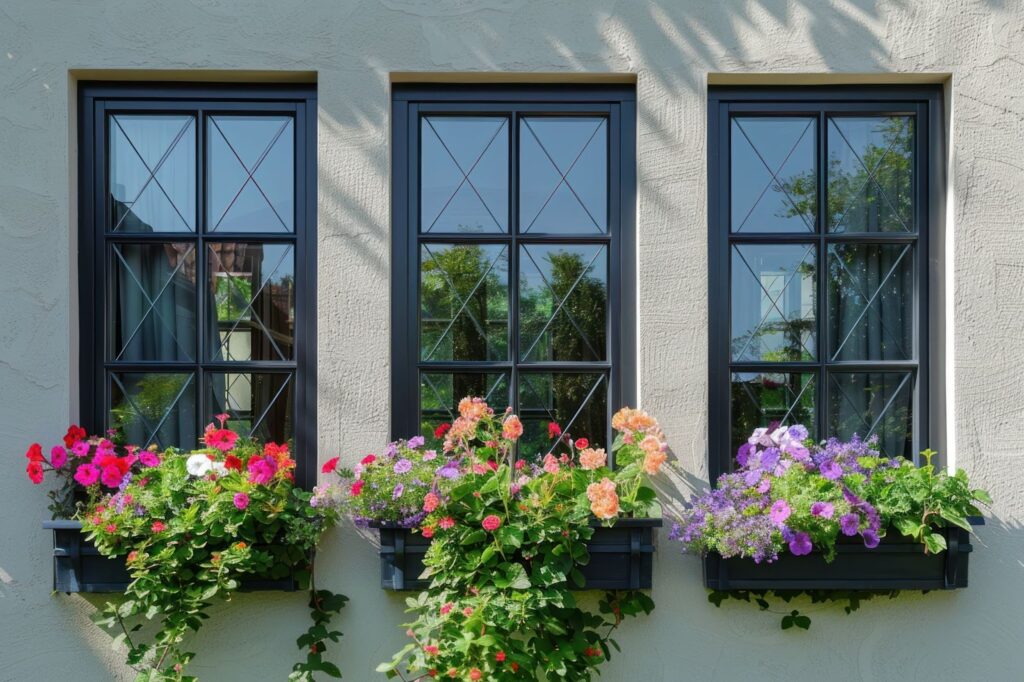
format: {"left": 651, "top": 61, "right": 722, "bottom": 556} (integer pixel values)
{"left": 703, "top": 521, "right": 981, "bottom": 592}
{"left": 43, "top": 520, "right": 302, "bottom": 593}
{"left": 374, "top": 518, "right": 661, "bottom": 591}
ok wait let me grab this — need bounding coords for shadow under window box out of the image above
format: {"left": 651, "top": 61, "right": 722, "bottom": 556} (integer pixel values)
{"left": 374, "top": 518, "right": 661, "bottom": 591}
{"left": 43, "top": 520, "right": 304, "bottom": 594}
{"left": 704, "top": 521, "right": 981, "bottom": 592}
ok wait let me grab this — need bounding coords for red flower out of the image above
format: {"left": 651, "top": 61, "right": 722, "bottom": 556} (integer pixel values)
{"left": 127, "top": 551, "right": 138, "bottom": 563}
{"left": 482, "top": 515, "right": 501, "bottom": 532}
{"left": 350, "top": 480, "right": 365, "bottom": 496}
{"left": 470, "top": 669, "right": 482, "bottom": 681}
{"left": 584, "top": 646, "right": 601, "bottom": 657}
{"left": 421, "top": 526, "right": 435, "bottom": 539}
{"left": 63, "top": 425, "right": 86, "bottom": 448}
{"left": 321, "top": 456, "right": 340, "bottom": 474}
{"left": 223, "top": 455, "right": 243, "bottom": 471}
{"left": 575, "top": 438, "right": 589, "bottom": 449}
{"left": 486, "top": 459, "right": 498, "bottom": 471}
{"left": 423, "top": 645, "right": 439, "bottom": 656}
{"left": 26, "top": 460, "right": 44, "bottom": 484}
{"left": 151, "top": 521, "right": 166, "bottom": 533}
{"left": 25, "top": 443, "right": 44, "bottom": 462}
{"left": 514, "top": 459, "right": 525, "bottom": 470}
{"left": 495, "top": 651, "right": 506, "bottom": 662}
{"left": 511, "top": 663, "right": 520, "bottom": 673}
{"left": 434, "top": 423, "right": 451, "bottom": 439}
{"left": 104, "top": 524, "right": 117, "bottom": 533}
{"left": 360, "top": 454, "right": 377, "bottom": 465}
{"left": 548, "top": 422, "right": 562, "bottom": 439}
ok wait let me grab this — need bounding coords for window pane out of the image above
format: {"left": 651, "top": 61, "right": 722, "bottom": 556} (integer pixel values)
{"left": 520, "top": 117, "right": 607, "bottom": 234}
{"left": 731, "top": 244, "right": 816, "bottom": 362}
{"left": 828, "top": 116, "right": 913, "bottom": 233}
{"left": 207, "top": 372, "right": 293, "bottom": 444}
{"left": 421, "top": 116, "right": 508, "bottom": 233}
{"left": 420, "top": 243, "right": 509, "bottom": 361}
{"left": 828, "top": 243, "right": 913, "bottom": 360}
{"left": 731, "top": 372, "right": 816, "bottom": 457}
{"left": 829, "top": 371, "right": 913, "bottom": 458}
{"left": 518, "top": 372, "right": 607, "bottom": 460}
{"left": 419, "top": 371, "right": 510, "bottom": 442}
{"left": 111, "top": 243, "right": 196, "bottom": 361}
{"left": 207, "top": 115, "right": 294, "bottom": 233}
{"left": 110, "top": 114, "right": 196, "bottom": 232}
{"left": 731, "top": 117, "right": 816, "bottom": 233}
{"left": 207, "top": 243, "right": 295, "bottom": 362}
{"left": 519, "top": 243, "right": 607, "bottom": 362}
{"left": 110, "top": 372, "right": 196, "bottom": 448}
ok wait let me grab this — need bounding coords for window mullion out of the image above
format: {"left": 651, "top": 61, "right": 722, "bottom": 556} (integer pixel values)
{"left": 509, "top": 110, "right": 520, "bottom": 416}
{"left": 817, "top": 108, "right": 828, "bottom": 443}
{"left": 196, "top": 106, "right": 206, "bottom": 437}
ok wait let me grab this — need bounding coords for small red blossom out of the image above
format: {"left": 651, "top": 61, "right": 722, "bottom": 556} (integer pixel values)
{"left": 62, "top": 425, "right": 87, "bottom": 448}
{"left": 151, "top": 521, "right": 166, "bottom": 533}
{"left": 223, "top": 454, "right": 243, "bottom": 471}
{"left": 440, "top": 602, "right": 453, "bottom": 615}
{"left": 482, "top": 515, "right": 501, "bottom": 532}
{"left": 127, "top": 551, "right": 138, "bottom": 563}
{"left": 548, "top": 422, "right": 562, "bottom": 439}
{"left": 421, "top": 526, "right": 435, "bottom": 539}
{"left": 350, "top": 480, "right": 365, "bottom": 496}
{"left": 514, "top": 459, "right": 525, "bottom": 470}
{"left": 575, "top": 437, "right": 589, "bottom": 449}
{"left": 423, "top": 645, "right": 439, "bottom": 656}
{"left": 26, "top": 460, "right": 44, "bottom": 484}
{"left": 360, "top": 454, "right": 377, "bottom": 465}
{"left": 321, "top": 456, "right": 340, "bottom": 474}
{"left": 584, "top": 646, "right": 601, "bottom": 657}
{"left": 511, "top": 663, "right": 520, "bottom": 673}
{"left": 486, "top": 459, "right": 498, "bottom": 471}
{"left": 434, "top": 422, "right": 451, "bottom": 439}
{"left": 423, "top": 492, "right": 440, "bottom": 512}
{"left": 104, "top": 524, "right": 117, "bottom": 533}
{"left": 438, "top": 516, "right": 455, "bottom": 530}
{"left": 469, "top": 669, "right": 482, "bottom": 681}
{"left": 495, "top": 651, "right": 506, "bottom": 662}
{"left": 25, "top": 443, "right": 44, "bottom": 462}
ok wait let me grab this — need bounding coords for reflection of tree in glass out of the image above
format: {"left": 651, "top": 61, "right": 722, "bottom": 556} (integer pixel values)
{"left": 730, "top": 259, "right": 817, "bottom": 363}
{"left": 111, "top": 374, "right": 191, "bottom": 446}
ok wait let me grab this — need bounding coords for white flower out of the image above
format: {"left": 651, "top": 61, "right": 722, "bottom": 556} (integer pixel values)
{"left": 211, "top": 461, "right": 229, "bottom": 477}
{"left": 748, "top": 427, "right": 768, "bottom": 445}
{"left": 186, "top": 453, "right": 213, "bottom": 477}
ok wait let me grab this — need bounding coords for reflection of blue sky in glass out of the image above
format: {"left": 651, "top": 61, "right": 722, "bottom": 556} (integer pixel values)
{"left": 110, "top": 115, "right": 196, "bottom": 232}
{"left": 731, "top": 117, "right": 816, "bottom": 233}
{"left": 208, "top": 116, "right": 294, "bottom": 232}
{"left": 421, "top": 116, "right": 508, "bottom": 233}
{"left": 520, "top": 117, "right": 607, "bottom": 234}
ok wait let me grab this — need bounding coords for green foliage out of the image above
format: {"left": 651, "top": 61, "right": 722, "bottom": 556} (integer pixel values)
{"left": 291, "top": 590, "right": 350, "bottom": 681}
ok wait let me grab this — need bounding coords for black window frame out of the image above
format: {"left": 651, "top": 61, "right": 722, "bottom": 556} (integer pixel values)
{"left": 390, "top": 84, "right": 637, "bottom": 456}
{"left": 77, "top": 82, "right": 318, "bottom": 488}
{"left": 708, "top": 85, "right": 944, "bottom": 480}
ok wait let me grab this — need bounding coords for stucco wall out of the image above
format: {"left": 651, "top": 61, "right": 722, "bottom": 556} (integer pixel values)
{"left": 2, "top": 1, "right": 1023, "bottom": 680}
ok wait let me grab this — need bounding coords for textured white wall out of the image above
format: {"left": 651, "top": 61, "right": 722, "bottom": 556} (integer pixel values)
{"left": 1, "top": 1, "right": 1023, "bottom": 680}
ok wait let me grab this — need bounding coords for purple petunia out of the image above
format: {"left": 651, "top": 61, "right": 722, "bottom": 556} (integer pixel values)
{"left": 840, "top": 513, "right": 860, "bottom": 536}
{"left": 810, "top": 501, "right": 834, "bottom": 519}
{"left": 819, "top": 460, "right": 843, "bottom": 480}
{"left": 407, "top": 435, "right": 425, "bottom": 449}
{"left": 736, "top": 442, "right": 754, "bottom": 467}
{"left": 861, "top": 528, "right": 880, "bottom": 548}
{"left": 788, "top": 531, "right": 813, "bottom": 556}
{"left": 392, "top": 483, "right": 404, "bottom": 499}
{"left": 393, "top": 458, "right": 413, "bottom": 474}
{"left": 769, "top": 499, "right": 791, "bottom": 527}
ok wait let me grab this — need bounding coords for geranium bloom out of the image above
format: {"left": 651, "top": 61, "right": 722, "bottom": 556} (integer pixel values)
{"left": 586, "top": 478, "right": 619, "bottom": 519}
{"left": 63, "top": 425, "right": 87, "bottom": 448}
{"left": 151, "top": 520, "right": 166, "bottom": 533}
{"left": 574, "top": 438, "right": 589, "bottom": 449}
{"left": 423, "top": 645, "right": 438, "bottom": 656}
{"left": 469, "top": 669, "right": 482, "bottom": 681}
{"left": 810, "top": 501, "right": 834, "bottom": 519}
{"left": 50, "top": 446, "right": 68, "bottom": 469}
{"left": 462, "top": 607, "right": 474, "bottom": 617}
{"left": 440, "top": 602, "right": 454, "bottom": 615}
{"left": 438, "top": 516, "right": 455, "bottom": 530}
{"left": 643, "top": 448, "right": 668, "bottom": 475}
{"left": 458, "top": 397, "right": 490, "bottom": 421}
{"left": 547, "top": 422, "right": 561, "bottom": 439}
{"left": 482, "top": 515, "right": 502, "bottom": 532}
{"left": 105, "top": 524, "right": 117, "bottom": 533}
{"left": 233, "top": 492, "right": 250, "bottom": 510}
{"left": 542, "top": 453, "right": 560, "bottom": 474}
{"left": 139, "top": 451, "right": 160, "bottom": 468}
{"left": 501, "top": 415, "right": 523, "bottom": 441}
{"left": 421, "top": 526, "right": 435, "bottom": 539}
{"left": 578, "top": 447, "right": 607, "bottom": 470}
{"left": 495, "top": 651, "right": 506, "bottom": 662}
{"left": 769, "top": 499, "right": 791, "bottom": 527}
{"left": 611, "top": 407, "right": 656, "bottom": 433}
{"left": 423, "top": 492, "right": 440, "bottom": 512}
{"left": 202, "top": 424, "right": 238, "bottom": 452}
{"left": 361, "top": 454, "right": 377, "bottom": 465}
{"left": 434, "top": 422, "right": 451, "bottom": 439}
{"left": 26, "top": 460, "right": 44, "bottom": 484}
{"left": 321, "top": 456, "right": 340, "bottom": 474}
{"left": 74, "top": 463, "right": 100, "bottom": 486}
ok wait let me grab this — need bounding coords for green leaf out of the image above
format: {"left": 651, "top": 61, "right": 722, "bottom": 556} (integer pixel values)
{"left": 922, "top": 532, "right": 947, "bottom": 554}
{"left": 971, "top": 489, "right": 993, "bottom": 505}
{"left": 505, "top": 563, "right": 531, "bottom": 589}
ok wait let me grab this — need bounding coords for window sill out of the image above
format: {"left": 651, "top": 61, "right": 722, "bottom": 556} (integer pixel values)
{"left": 703, "top": 519, "right": 982, "bottom": 592}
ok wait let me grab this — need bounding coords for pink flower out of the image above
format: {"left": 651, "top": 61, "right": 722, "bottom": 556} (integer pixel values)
{"left": 100, "top": 465, "right": 124, "bottom": 488}
{"left": 423, "top": 645, "right": 439, "bottom": 656}
{"left": 482, "top": 515, "right": 502, "bottom": 532}
{"left": 105, "top": 524, "right": 117, "bottom": 533}
{"left": 74, "top": 463, "right": 100, "bottom": 486}
{"left": 350, "top": 480, "right": 365, "bottom": 496}
{"left": 233, "top": 492, "right": 250, "bottom": 510}
{"left": 542, "top": 453, "right": 560, "bottom": 474}
{"left": 215, "top": 412, "right": 230, "bottom": 428}
{"left": 247, "top": 455, "right": 277, "bottom": 484}
{"left": 438, "top": 516, "right": 455, "bottom": 530}
{"left": 360, "top": 454, "right": 377, "bottom": 465}
{"left": 151, "top": 521, "right": 166, "bottom": 533}
{"left": 769, "top": 499, "right": 792, "bottom": 527}
{"left": 321, "top": 457, "right": 340, "bottom": 473}
{"left": 810, "top": 501, "right": 834, "bottom": 519}
{"left": 50, "top": 446, "right": 68, "bottom": 469}
{"left": 203, "top": 424, "right": 239, "bottom": 452}
{"left": 574, "top": 438, "right": 589, "bottom": 449}
{"left": 578, "top": 447, "right": 607, "bottom": 471}
{"left": 501, "top": 415, "right": 523, "bottom": 441}
{"left": 548, "top": 422, "right": 561, "bottom": 439}
{"left": 586, "top": 478, "right": 619, "bottom": 519}
{"left": 139, "top": 451, "right": 160, "bottom": 468}
{"left": 462, "top": 606, "right": 474, "bottom": 617}
{"left": 440, "top": 602, "right": 454, "bottom": 615}
{"left": 423, "top": 492, "right": 440, "bottom": 512}
{"left": 421, "top": 526, "right": 435, "bottom": 539}
{"left": 71, "top": 441, "right": 90, "bottom": 458}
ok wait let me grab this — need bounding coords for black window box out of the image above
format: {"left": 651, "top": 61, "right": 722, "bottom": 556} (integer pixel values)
{"left": 42, "top": 520, "right": 302, "bottom": 593}
{"left": 373, "top": 518, "right": 661, "bottom": 591}
{"left": 704, "top": 520, "right": 982, "bottom": 591}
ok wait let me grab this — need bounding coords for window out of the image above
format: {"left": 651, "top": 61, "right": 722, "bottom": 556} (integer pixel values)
{"left": 391, "top": 85, "right": 636, "bottom": 458}
{"left": 78, "top": 83, "right": 317, "bottom": 486}
{"left": 709, "top": 86, "right": 941, "bottom": 479}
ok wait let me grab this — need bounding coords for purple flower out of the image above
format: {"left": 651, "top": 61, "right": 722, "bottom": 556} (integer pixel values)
{"left": 787, "top": 425, "right": 808, "bottom": 441}
{"left": 392, "top": 483, "right": 404, "bottom": 499}
{"left": 840, "top": 513, "right": 860, "bottom": 536}
{"left": 788, "top": 531, "right": 813, "bottom": 556}
{"left": 756, "top": 478, "right": 770, "bottom": 493}
{"left": 436, "top": 462, "right": 461, "bottom": 479}
{"left": 393, "top": 458, "right": 413, "bottom": 474}
{"left": 819, "top": 460, "right": 843, "bottom": 480}
{"left": 385, "top": 442, "right": 399, "bottom": 458}
{"left": 861, "top": 529, "right": 880, "bottom": 548}
{"left": 810, "top": 501, "right": 834, "bottom": 519}
{"left": 407, "top": 435, "right": 425, "bottom": 449}
{"left": 769, "top": 499, "right": 791, "bottom": 527}
{"left": 760, "top": 447, "right": 781, "bottom": 471}
{"left": 422, "top": 449, "right": 438, "bottom": 461}
{"left": 743, "top": 469, "right": 762, "bottom": 486}
{"left": 233, "top": 492, "right": 250, "bottom": 510}
{"left": 736, "top": 442, "right": 754, "bottom": 467}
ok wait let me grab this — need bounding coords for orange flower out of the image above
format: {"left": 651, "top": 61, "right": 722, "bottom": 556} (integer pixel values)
{"left": 501, "top": 415, "right": 523, "bottom": 441}
{"left": 586, "top": 478, "right": 619, "bottom": 519}
{"left": 578, "top": 447, "right": 607, "bottom": 471}
{"left": 611, "top": 407, "right": 657, "bottom": 433}
{"left": 643, "top": 449, "right": 668, "bottom": 475}
{"left": 457, "top": 397, "right": 490, "bottom": 421}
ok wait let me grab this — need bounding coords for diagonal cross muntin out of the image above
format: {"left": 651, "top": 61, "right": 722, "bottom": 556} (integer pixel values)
{"left": 112, "top": 116, "right": 195, "bottom": 232}
{"left": 733, "top": 118, "right": 816, "bottom": 233}
{"left": 424, "top": 117, "right": 507, "bottom": 232}
{"left": 733, "top": 245, "right": 816, "bottom": 361}
{"left": 829, "top": 244, "right": 911, "bottom": 360}
{"left": 112, "top": 372, "right": 194, "bottom": 448}
{"left": 521, "top": 118, "right": 605, "bottom": 233}
{"left": 210, "top": 117, "right": 292, "bottom": 232}
{"left": 829, "top": 117, "right": 912, "bottom": 233}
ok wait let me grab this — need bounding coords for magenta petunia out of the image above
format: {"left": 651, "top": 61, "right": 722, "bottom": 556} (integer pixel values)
{"left": 233, "top": 492, "right": 250, "bottom": 510}
{"left": 810, "top": 501, "right": 834, "bottom": 519}
{"left": 100, "top": 464, "right": 124, "bottom": 488}
{"left": 839, "top": 513, "right": 860, "bottom": 536}
{"left": 74, "top": 463, "right": 100, "bottom": 486}
{"left": 769, "top": 499, "right": 791, "bottom": 527}
{"left": 788, "top": 531, "right": 813, "bottom": 556}
{"left": 139, "top": 451, "right": 161, "bottom": 468}
{"left": 50, "top": 446, "right": 68, "bottom": 469}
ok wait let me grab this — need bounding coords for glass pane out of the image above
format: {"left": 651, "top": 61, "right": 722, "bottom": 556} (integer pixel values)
{"left": 207, "top": 115, "right": 294, "bottom": 232}
{"left": 828, "top": 243, "right": 913, "bottom": 360}
{"left": 518, "top": 372, "right": 607, "bottom": 460}
{"left": 420, "top": 243, "right": 509, "bottom": 361}
{"left": 111, "top": 243, "right": 196, "bottom": 361}
{"left": 520, "top": 117, "right": 607, "bottom": 234}
{"left": 419, "top": 371, "right": 510, "bottom": 443}
{"left": 519, "top": 244, "right": 607, "bottom": 362}
{"left": 110, "top": 114, "right": 196, "bottom": 232}
{"left": 208, "top": 372, "right": 293, "bottom": 444}
{"left": 829, "top": 371, "right": 913, "bottom": 458}
{"left": 731, "top": 244, "right": 816, "bottom": 362}
{"left": 208, "top": 243, "right": 295, "bottom": 362}
{"left": 110, "top": 372, "right": 196, "bottom": 448}
{"left": 731, "top": 117, "right": 816, "bottom": 233}
{"left": 421, "top": 116, "right": 508, "bottom": 233}
{"left": 731, "top": 372, "right": 816, "bottom": 458}
{"left": 828, "top": 116, "right": 913, "bottom": 233}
